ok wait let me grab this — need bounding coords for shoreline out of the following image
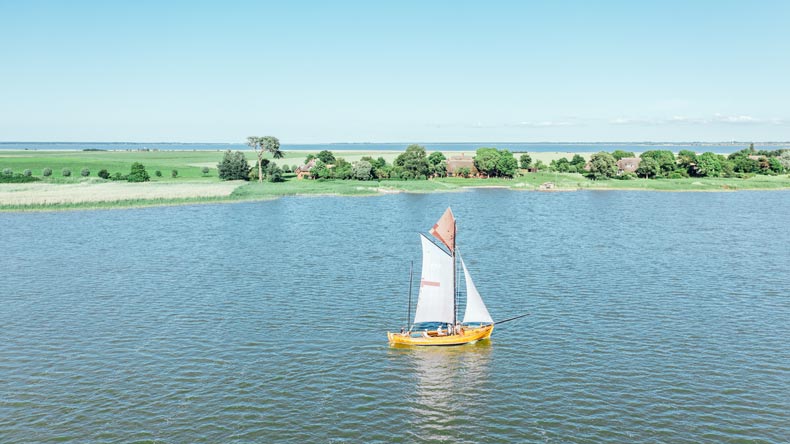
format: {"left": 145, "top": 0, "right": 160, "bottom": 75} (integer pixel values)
{"left": 2, "top": 180, "right": 788, "bottom": 213}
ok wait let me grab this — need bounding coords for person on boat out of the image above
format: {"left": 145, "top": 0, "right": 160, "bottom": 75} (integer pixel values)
{"left": 455, "top": 323, "right": 463, "bottom": 335}
{"left": 436, "top": 325, "right": 444, "bottom": 336}
{"left": 422, "top": 330, "right": 429, "bottom": 338}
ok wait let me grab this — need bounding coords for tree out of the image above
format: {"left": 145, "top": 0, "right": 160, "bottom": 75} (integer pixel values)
{"left": 768, "top": 157, "right": 783, "bottom": 174}
{"left": 428, "top": 151, "right": 446, "bottom": 167}
{"left": 456, "top": 167, "right": 471, "bottom": 178}
{"left": 519, "top": 153, "right": 532, "bottom": 169}
{"left": 732, "top": 156, "right": 760, "bottom": 174}
{"left": 394, "top": 144, "right": 430, "bottom": 179}
{"left": 42, "top": 168, "right": 52, "bottom": 177}
{"left": 81, "top": 168, "right": 90, "bottom": 177}
{"left": 98, "top": 169, "right": 110, "bottom": 179}
{"left": 677, "top": 150, "right": 698, "bottom": 176}
{"left": 155, "top": 170, "right": 162, "bottom": 177}
{"left": 695, "top": 152, "right": 723, "bottom": 177}
{"left": 496, "top": 150, "right": 519, "bottom": 177}
{"left": 127, "top": 162, "right": 150, "bottom": 182}
{"left": 62, "top": 168, "right": 71, "bottom": 177}
{"left": 570, "top": 154, "right": 586, "bottom": 171}
{"left": 778, "top": 151, "right": 790, "bottom": 171}
{"left": 352, "top": 160, "right": 373, "bottom": 180}
{"left": 533, "top": 160, "right": 546, "bottom": 171}
{"left": 171, "top": 169, "right": 178, "bottom": 178}
{"left": 317, "top": 150, "right": 336, "bottom": 164}
{"left": 333, "top": 158, "right": 353, "bottom": 179}
{"left": 218, "top": 150, "right": 251, "bottom": 180}
{"left": 585, "top": 152, "right": 617, "bottom": 180}
{"left": 201, "top": 166, "right": 210, "bottom": 176}
{"left": 247, "top": 136, "right": 283, "bottom": 182}
{"left": 640, "top": 150, "right": 676, "bottom": 177}
{"left": 428, "top": 152, "right": 447, "bottom": 177}
{"left": 474, "top": 148, "right": 500, "bottom": 176}
{"left": 474, "top": 148, "right": 518, "bottom": 178}
{"left": 550, "top": 158, "right": 572, "bottom": 173}
{"left": 310, "top": 160, "right": 331, "bottom": 179}
{"left": 611, "top": 150, "right": 635, "bottom": 161}
{"left": 23, "top": 169, "right": 32, "bottom": 177}
{"left": 635, "top": 157, "right": 659, "bottom": 178}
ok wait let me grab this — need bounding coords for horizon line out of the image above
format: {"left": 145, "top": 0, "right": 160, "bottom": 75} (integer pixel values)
{"left": 1, "top": 140, "right": 788, "bottom": 145}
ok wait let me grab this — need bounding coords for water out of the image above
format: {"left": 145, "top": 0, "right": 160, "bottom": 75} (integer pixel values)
{"left": 1, "top": 191, "right": 788, "bottom": 443}
{"left": 1, "top": 141, "right": 785, "bottom": 154}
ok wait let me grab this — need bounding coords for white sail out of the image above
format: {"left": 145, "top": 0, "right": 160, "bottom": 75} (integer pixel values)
{"left": 413, "top": 234, "right": 455, "bottom": 324}
{"left": 461, "top": 257, "right": 493, "bottom": 324}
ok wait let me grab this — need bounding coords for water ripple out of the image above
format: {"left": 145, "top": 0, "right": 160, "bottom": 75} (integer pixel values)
{"left": 1, "top": 190, "right": 788, "bottom": 442}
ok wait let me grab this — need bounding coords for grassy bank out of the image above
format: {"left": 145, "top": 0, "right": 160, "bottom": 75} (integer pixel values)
{"left": 2, "top": 150, "right": 789, "bottom": 212}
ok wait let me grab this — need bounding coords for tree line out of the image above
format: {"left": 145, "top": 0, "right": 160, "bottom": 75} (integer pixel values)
{"left": 216, "top": 137, "right": 790, "bottom": 183}
{"left": 217, "top": 142, "right": 524, "bottom": 182}
{"left": 584, "top": 144, "right": 790, "bottom": 180}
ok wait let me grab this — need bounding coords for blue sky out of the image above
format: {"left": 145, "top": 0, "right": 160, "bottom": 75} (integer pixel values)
{"left": 1, "top": 1, "right": 788, "bottom": 143}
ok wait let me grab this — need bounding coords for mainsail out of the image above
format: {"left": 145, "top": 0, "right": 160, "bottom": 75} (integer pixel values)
{"left": 461, "top": 257, "right": 493, "bottom": 324}
{"left": 412, "top": 234, "right": 455, "bottom": 324}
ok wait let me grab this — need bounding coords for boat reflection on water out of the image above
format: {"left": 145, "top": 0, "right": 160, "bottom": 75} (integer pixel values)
{"left": 391, "top": 342, "right": 493, "bottom": 441}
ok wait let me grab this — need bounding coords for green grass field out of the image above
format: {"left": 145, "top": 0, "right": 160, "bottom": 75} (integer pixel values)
{"left": 2, "top": 150, "right": 789, "bottom": 211}
{"left": 0, "top": 149, "right": 408, "bottom": 181}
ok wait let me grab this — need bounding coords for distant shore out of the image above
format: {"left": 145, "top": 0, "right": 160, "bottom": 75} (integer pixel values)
{"left": 2, "top": 140, "right": 788, "bottom": 155}
{"left": 1, "top": 149, "right": 788, "bottom": 212}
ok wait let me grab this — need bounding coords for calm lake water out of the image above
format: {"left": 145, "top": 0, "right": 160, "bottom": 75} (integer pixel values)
{"left": 1, "top": 190, "right": 789, "bottom": 443}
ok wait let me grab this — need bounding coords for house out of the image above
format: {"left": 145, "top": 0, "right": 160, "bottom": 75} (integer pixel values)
{"left": 295, "top": 158, "right": 317, "bottom": 180}
{"left": 446, "top": 153, "right": 478, "bottom": 177}
{"left": 616, "top": 157, "right": 641, "bottom": 175}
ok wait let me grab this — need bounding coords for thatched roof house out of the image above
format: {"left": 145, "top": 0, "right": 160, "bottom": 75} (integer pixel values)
{"left": 446, "top": 154, "right": 478, "bottom": 177}
{"left": 616, "top": 157, "right": 641, "bottom": 174}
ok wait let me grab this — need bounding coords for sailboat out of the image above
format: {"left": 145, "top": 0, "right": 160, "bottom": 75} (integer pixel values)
{"left": 387, "top": 208, "right": 495, "bottom": 346}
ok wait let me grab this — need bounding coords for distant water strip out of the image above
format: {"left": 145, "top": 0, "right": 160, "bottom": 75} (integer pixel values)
{"left": 1, "top": 141, "right": 786, "bottom": 153}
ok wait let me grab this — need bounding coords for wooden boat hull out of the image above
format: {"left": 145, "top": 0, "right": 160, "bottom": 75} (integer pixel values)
{"left": 387, "top": 324, "right": 494, "bottom": 346}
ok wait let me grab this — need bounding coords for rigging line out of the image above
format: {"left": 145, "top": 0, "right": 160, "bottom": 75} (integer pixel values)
{"left": 494, "top": 313, "right": 530, "bottom": 325}
{"left": 419, "top": 232, "right": 452, "bottom": 257}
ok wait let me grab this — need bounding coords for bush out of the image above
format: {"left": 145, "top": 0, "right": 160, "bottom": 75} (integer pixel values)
{"left": 616, "top": 172, "right": 637, "bottom": 180}
{"left": 2, "top": 168, "right": 12, "bottom": 177}
{"left": 98, "top": 169, "right": 110, "bottom": 179}
{"left": 0, "top": 174, "right": 40, "bottom": 183}
{"left": 155, "top": 170, "right": 162, "bottom": 177}
{"left": 62, "top": 168, "right": 71, "bottom": 177}
{"left": 112, "top": 172, "right": 126, "bottom": 180}
{"left": 266, "top": 162, "right": 284, "bottom": 182}
{"left": 43, "top": 168, "right": 52, "bottom": 177}
{"left": 127, "top": 162, "right": 150, "bottom": 182}
{"left": 23, "top": 169, "right": 32, "bottom": 177}
{"left": 201, "top": 166, "right": 210, "bottom": 176}
{"left": 80, "top": 168, "right": 90, "bottom": 177}
{"left": 218, "top": 150, "right": 250, "bottom": 180}
{"left": 171, "top": 169, "right": 178, "bottom": 178}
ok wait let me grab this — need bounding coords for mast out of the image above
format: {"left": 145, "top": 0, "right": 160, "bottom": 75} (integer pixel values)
{"left": 452, "top": 219, "right": 457, "bottom": 329}
{"left": 407, "top": 260, "right": 414, "bottom": 331}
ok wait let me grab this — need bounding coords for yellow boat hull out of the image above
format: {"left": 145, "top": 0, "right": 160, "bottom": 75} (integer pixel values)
{"left": 387, "top": 324, "right": 494, "bottom": 346}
